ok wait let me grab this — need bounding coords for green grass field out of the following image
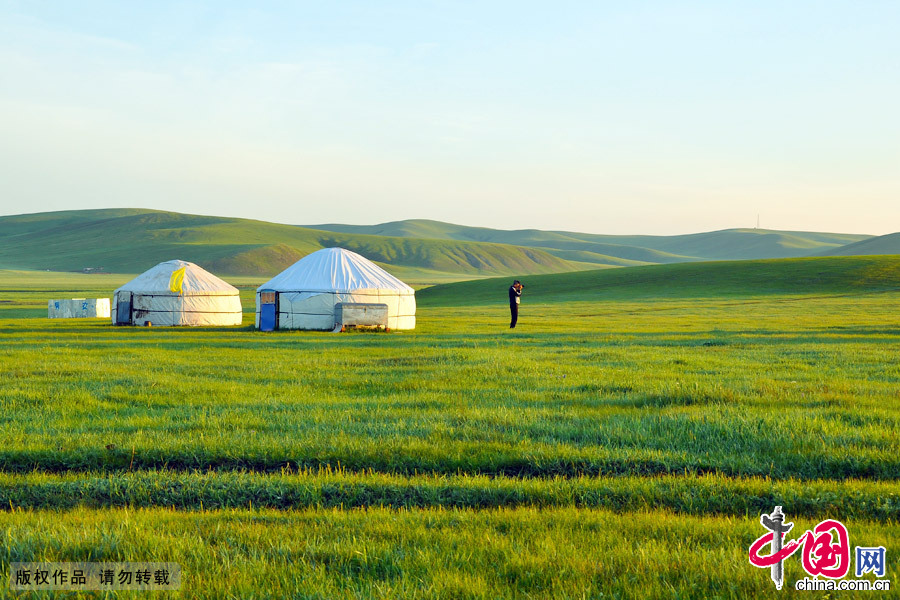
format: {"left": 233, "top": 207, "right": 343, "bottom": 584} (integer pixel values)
{"left": 2, "top": 257, "right": 899, "bottom": 598}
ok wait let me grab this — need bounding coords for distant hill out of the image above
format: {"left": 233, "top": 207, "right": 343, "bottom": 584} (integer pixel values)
{"left": 0, "top": 209, "right": 581, "bottom": 278}
{"left": 0, "top": 209, "right": 884, "bottom": 280}
{"left": 418, "top": 255, "right": 900, "bottom": 307}
{"left": 817, "top": 232, "right": 900, "bottom": 257}
{"left": 309, "top": 219, "right": 872, "bottom": 264}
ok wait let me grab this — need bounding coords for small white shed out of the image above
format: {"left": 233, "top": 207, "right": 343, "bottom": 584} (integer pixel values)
{"left": 48, "top": 298, "right": 111, "bottom": 319}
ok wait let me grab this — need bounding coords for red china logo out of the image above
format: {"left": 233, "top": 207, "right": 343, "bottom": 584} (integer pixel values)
{"left": 748, "top": 506, "right": 890, "bottom": 592}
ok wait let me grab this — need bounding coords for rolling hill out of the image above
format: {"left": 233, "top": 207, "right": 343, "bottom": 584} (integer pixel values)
{"left": 0, "top": 209, "right": 889, "bottom": 281}
{"left": 311, "top": 219, "right": 873, "bottom": 264}
{"left": 0, "top": 209, "right": 583, "bottom": 278}
{"left": 417, "top": 255, "right": 900, "bottom": 307}
{"left": 817, "top": 232, "right": 900, "bottom": 257}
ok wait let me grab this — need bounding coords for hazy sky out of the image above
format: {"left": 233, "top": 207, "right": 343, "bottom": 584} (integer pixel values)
{"left": 1, "top": 1, "right": 898, "bottom": 235}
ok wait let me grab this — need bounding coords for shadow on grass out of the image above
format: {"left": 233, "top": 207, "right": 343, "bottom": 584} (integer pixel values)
{"left": 2, "top": 448, "right": 898, "bottom": 483}
{"left": 3, "top": 470, "right": 900, "bottom": 520}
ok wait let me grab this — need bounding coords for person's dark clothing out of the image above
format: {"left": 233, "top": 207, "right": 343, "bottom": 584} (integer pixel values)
{"left": 509, "top": 285, "right": 521, "bottom": 328}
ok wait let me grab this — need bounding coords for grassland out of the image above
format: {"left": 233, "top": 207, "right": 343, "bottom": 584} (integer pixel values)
{"left": 3, "top": 507, "right": 897, "bottom": 599}
{"left": 1, "top": 257, "right": 899, "bottom": 598}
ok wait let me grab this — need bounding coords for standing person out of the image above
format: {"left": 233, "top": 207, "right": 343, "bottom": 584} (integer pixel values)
{"left": 508, "top": 280, "right": 523, "bottom": 328}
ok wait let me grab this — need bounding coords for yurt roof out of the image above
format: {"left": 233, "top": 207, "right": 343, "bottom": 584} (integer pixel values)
{"left": 258, "top": 248, "right": 413, "bottom": 294}
{"left": 115, "top": 260, "right": 238, "bottom": 296}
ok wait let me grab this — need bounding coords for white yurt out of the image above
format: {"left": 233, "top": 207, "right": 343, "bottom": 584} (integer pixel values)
{"left": 112, "top": 260, "right": 243, "bottom": 326}
{"left": 256, "top": 248, "right": 415, "bottom": 331}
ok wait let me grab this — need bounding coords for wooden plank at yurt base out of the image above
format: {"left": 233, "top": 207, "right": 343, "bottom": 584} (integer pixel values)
{"left": 48, "top": 298, "right": 111, "bottom": 319}
{"left": 335, "top": 302, "right": 389, "bottom": 330}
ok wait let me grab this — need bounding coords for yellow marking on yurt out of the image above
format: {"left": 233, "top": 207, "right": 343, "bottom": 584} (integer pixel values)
{"left": 169, "top": 266, "right": 186, "bottom": 294}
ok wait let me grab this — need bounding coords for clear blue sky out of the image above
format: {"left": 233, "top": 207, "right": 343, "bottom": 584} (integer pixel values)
{"left": 1, "top": 1, "right": 897, "bottom": 234}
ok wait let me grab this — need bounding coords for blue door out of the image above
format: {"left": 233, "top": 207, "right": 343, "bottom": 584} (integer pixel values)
{"left": 116, "top": 293, "right": 132, "bottom": 325}
{"left": 259, "top": 291, "right": 277, "bottom": 331}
